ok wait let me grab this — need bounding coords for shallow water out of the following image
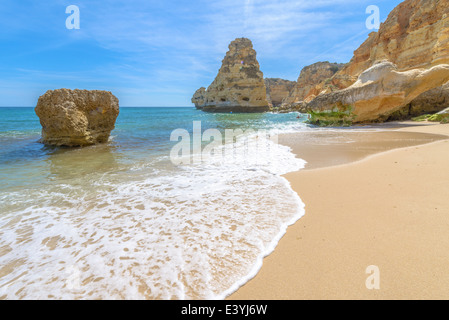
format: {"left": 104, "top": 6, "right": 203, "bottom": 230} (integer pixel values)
{"left": 279, "top": 129, "right": 447, "bottom": 170}
{"left": 0, "top": 107, "right": 310, "bottom": 299}
{"left": 3, "top": 108, "right": 440, "bottom": 299}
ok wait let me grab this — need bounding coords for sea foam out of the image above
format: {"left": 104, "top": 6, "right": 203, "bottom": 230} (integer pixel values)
{"left": 0, "top": 129, "right": 306, "bottom": 300}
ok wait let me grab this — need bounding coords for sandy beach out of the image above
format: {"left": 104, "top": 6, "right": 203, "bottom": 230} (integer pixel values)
{"left": 229, "top": 122, "right": 449, "bottom": 300}
{"left": 4, "top": 0, "right": 449, "bottom": 303}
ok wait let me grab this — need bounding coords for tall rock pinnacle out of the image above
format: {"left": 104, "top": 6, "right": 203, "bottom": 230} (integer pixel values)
{"left": 192, "top": 38, "right": 270, "bottom": 113}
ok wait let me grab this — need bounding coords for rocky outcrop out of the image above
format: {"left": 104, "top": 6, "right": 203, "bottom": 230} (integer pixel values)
{"left": 341, "top": 0, "right": 449, "bottom": 79}
{"left": 303, "top": 0, "right": 449, "bottom": 124}
{"left": 191, "top": 38, "right": 270, "bottom": 113}
{"left": 304, "top": 73, "right": 357, "bottom": 103}
{"left": 264, "top": 78, "right": 296, "bottom": 108}
{"left": 386, "top": 82, "right": 449, "bottom": 121}
{"left": 35, "top": 89, "right": 120, "bottom": 147}
{"left": 281, "top": 62, "right": 346, "bottom": 107}
{"left": 191, "top": 87, "right": 206, "bottom": 110}
{"left": 306, "top": 61, "right": 449, "bottom": 124}
{"left": 275, "top": 102, "right": 307, "bottom": 114}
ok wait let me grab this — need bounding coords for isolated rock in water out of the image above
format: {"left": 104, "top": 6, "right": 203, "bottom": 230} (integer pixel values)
{"left": 306, "top": 61, "right": 449, "bottom": 124}
{"left": 191, "top": 38, "right": 270, "bottom": 113}
{"left": 264, "top": 78, "right": 296, "bottom": 108}
{"left": 35, "top": 89, "right": 120, "bottom": 147}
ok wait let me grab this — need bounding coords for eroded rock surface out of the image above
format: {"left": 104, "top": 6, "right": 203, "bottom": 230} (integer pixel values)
{"left": 264, "top": 78, "right": 296, "bottom": 108}
{"left": 282, "top": 62, "right": 346, "bottom": 107}
{"left": 191, "top": 38, "right": 270, "bottom": 113}
{"left": 306, "top": 61, "right": 449, "bottom": 124}
{"left": 35, "top": 89, "right": 120, "bottom": 147}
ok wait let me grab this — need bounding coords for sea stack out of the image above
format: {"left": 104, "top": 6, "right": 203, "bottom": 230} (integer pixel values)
{"left": 191, "top": 38, "right": 270, "bottom": 113}
{"left": 35, "top": 89, "right": 120, "bottom": 147}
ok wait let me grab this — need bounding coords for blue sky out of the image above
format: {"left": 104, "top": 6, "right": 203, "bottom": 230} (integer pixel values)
{"left": 0, "top": 0, "right": 402, "bottom": 106}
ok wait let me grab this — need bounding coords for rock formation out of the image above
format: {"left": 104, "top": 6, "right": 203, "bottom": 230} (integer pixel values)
{"left": 35, "top": 89, "right": 120, "bottom": 147}
{"left": 191, "top": 38, "right": 270, "bottom": 113}
{"left": 191, "top": 87, "right": 206, "bottom": 110}
{"left": 341, "top": 0, "right": 449, "bottom": 79}
{"left": 333, "top": 0, "right": 449, "bottom": 96}
{"left": 306, "top": 61, "right": 449, "bottom": 124}
{"left": 281, "top": 62, "right": 346, "bottom": 107}
{"left": 303, "top": 0, "right": 449, "bottom": 123}
{"left": 264, "top": 78, "right": 296, "bottom": 108}
{"left": 302, "top": 73, "right": 357, "bottom": 104}
{"left": 386, "top": 82, "right": 449, "bottom": 121}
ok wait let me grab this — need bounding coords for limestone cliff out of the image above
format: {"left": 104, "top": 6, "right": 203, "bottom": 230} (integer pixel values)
{"left": 35, "top": 89, "right": 120, "bottom": 147}
{"left": 191, "top": 87, "right": 206, "bottom": 110}
{"left": 282, "top": 62, "right": 346, "bottom": 107}
{"left": 341, "top": 0, "right": 449, "bottom": 78}
{"left": 329, "top": 0, "right": 449, "bottom": 91}
{"left": 264, "top": 78, "right": 296, "bottom": 108}
{"left": 306, "top": 61, "right": 449, "bottom": 124}
{"left": 386, "top": 82, "right": 449, "bottom": 121}
{"left": 191, "top": 38, "right": 270, "bottom": 113}
{"left": 305, "top": 0, "right": 449, "bottom": 123}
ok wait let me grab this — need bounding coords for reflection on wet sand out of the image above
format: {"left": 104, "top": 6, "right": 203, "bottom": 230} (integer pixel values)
{"left": 278, "top": 127, "right": 448, "bottom": 170}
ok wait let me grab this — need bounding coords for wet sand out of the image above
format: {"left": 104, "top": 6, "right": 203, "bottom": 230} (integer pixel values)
{"left": 229, "top": 122, "right": 449, "bottom": 300}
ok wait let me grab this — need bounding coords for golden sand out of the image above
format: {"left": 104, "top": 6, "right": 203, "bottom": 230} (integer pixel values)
{"left": 229, "top": 123, "right": 449, "bottom": 300}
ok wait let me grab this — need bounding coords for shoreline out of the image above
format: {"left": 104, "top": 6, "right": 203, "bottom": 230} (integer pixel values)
{"left": 277, "top": 122, "right": 448, "bottom": 171}
{"left": 228, "top": 122, "right": 449, "bottom": 300}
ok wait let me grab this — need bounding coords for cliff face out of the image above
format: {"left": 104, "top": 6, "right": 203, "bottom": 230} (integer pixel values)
{"left": 341, "top": 0, "right": 449, "bottom": 78}
{"left": 305, "top": 0, "right": 449, "bottom": 123}
{"left": 282, "top": 62, "right": 346, "bottom": 106}
{"left": 191, "top": 38, "right": 270, "bottom": 113}
{"left": 264, "top": 78, "right": 296, "bottom": 108}
{"left": 306, "top": 61, "right": 449, "bottom": 124}
{"left": 191, "top": 87, "right": 206, "bottom": 110}
{"left": 386, "top": 82, "right": 449, "bottom": 121}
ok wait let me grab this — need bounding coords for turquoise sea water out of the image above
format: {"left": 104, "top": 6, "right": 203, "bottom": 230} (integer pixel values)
{"left": 0, "top": 107, "right": 307, "bottom": 191}
{"left": 0, "top": 107, "right": 308, "bottom": 299}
